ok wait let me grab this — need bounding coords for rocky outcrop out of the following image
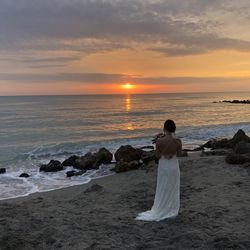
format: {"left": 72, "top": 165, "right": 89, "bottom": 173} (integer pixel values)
{"left": 73, "top": 148, "right": 113, "bottom": 170}
{"left": 0, "top": 168, "right": 6, "bottom": 174}
{"left": 221, "top": 130, "right": 250, "bottom": 165}
{"left": 231, "top": 130, "right": 250, "bottom": 146}
{"left": 225, "top": 153, "right": 250, "bottom": 165}
{"left": 114, "top": 145, "right": 142, "bottom": 162}
{"left": 234, "top": 141, "right": 250, "bottom": 154}
{"left": 62, "top": 155, "right": 79, "bottom": 167}
{"left": 114, "top": 160, "right": 141, "bottom": 173}
{"left": 93, "top": 147, "right": 113, "bottom": 165}
{"left": 66, "top": 170, "right": 87, "bottom": 177}
{"left": 140, "top": 150, "right": 156, "bottom": 164}
{"left": 221, "top": 100, "right": 250, "bottom": 104}
{"left": 202, "top": 129, "right": 250, "bottom": 150}
{"left": 40, "top": 160, "right": 63, "bottom": 172}
{"left": 19, "top": 173, "right": 30, "bottom": 178}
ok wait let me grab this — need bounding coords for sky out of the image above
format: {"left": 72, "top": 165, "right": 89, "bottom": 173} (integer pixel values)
{"left": 1, "top": 0, "right": 250, "bottom": 95}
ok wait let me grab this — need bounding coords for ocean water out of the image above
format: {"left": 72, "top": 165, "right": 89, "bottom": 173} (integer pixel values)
{"left": 0, "top": 92, "right": 250, "bottom": 200}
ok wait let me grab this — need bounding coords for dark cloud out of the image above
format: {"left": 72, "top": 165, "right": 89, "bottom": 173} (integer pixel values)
{"left": 0, "top": 0, "right": 250, "bottom": 61}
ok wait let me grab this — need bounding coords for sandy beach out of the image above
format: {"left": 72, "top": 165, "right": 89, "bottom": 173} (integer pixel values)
{"left": 1, "top": 153, "right": 250, "bottom": 250}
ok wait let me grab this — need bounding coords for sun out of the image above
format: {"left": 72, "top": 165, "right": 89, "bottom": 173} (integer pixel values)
{"left": 121, "top": 83, "right": 134, "bottom": 90}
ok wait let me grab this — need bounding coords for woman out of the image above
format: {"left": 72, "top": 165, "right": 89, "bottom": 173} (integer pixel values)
{"left": 135, "top": 119, "right": 182, "bottom": 221}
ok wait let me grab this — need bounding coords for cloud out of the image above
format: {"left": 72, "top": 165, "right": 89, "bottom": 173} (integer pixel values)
{"left": 1, "top": 0, "right": 250, "bottom": 61}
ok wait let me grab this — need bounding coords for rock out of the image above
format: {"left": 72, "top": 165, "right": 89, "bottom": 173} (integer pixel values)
{"left": 19, "top": 173, "right": 29, "bottom": 178}
{"left": 0, "top": 168, "right": 6, "bottom": 174}
{"left": 202, "top": 138, "right": 230, "bottom": 149}
{"left": 202, "top": 130, "right": 250, "bottom": 149}
{"left": 114, "top": 145, "right": 142, "bottom": 162}
{"left": 62, "top": 155, "right": 79, "bottom": 166}
{"left": 66, "top": 169, "right": 87, "bottom": 177}
{"left": 73, "top": 153, "right": 95, "bottom": 170}
{"left": 221, "top": 99, "right": 250, "bottom": 104}
{"left": 231, "top": 129, "right": 250, "bottom": 147}
{"left": 143, "top": 159, "right": 157, "bottom": 172}
{"left": 141, "top": 150, "right": 156, "bottom": 164}
{"left": 225, "top": 153, "right": 250, "bottom": 165}
{"left": 40, "top": 160, "right": 63, "bottom": 172}
{"left": 66, "top": 170, "right": 76, "bottom": 177}
{"left": 234, "top": 141, "right": 250, "bottom": 154}
{"left": 139, "top": 145, "right": 154, "bottom": 150}
{"left": 114, "top": 160, "right": 141, "bottom": 173}
{"left": 93, "top": 147, "right": 113, "bottom": 165}
{"left": 73, "top": 148, "right": 113, "bottom": 170}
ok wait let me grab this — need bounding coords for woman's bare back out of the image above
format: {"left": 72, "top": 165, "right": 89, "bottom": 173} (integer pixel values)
{"left": 155, "top": 135, "right": 182, "bottom": 159}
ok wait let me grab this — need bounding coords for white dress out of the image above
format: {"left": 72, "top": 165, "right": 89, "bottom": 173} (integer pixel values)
{"left": 135, "top": 155, "right": 180, "bottom": 221}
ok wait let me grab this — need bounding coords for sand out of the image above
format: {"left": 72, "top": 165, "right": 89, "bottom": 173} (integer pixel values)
{"left": 0, "top": 153, "right": 250, "bottom": 250}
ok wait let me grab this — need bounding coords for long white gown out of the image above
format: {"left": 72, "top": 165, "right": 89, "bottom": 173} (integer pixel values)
{"left": 135, "top": 155, "right": 180, "bottom": 221}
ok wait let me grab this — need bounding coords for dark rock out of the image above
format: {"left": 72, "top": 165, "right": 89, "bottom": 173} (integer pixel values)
{"left": 221, "top": 99, "right": 250, "bottom": 104}
{"left": 139, "top": 145, "right": 154, "bottom": 150}
{"left": 62, "top": 155, "right": 79, "bottom": 166}
{"left": 66, "top": 169, "right": 87, "bottom": 177}
{"left": 66, "top": 170, "right": 76, "bottom": 177}
{"left": 143, "top": 160, "right": 157, "bottom": 172}
{"left": 141, "top": 150, "right": 156, "bottom": 164}
{"left": 93, "top": 147, "right": 113, "bottom": 165}
{"left": 73, "top": 148, "right": 113, "bottom": 170}
{"left": 40, "top": 160, "right": 63, "bottom": 172}
{"left": 234, "top": 141, "right": 250, "bottom": 154}
{"left": 114, "top": 160, "right": 141, "bottom": 173}
{"left": 225, "top": 153, "right": 250, "bottom": 165}
{"left": 19, "top": 173, "right": 29, "bottom": 178}
{"left": 231, "top": 129, "right": 250, "bottom": 147}
{"left": 73, "top": 152, "right": 94, "bottom": 170}
{"left": 114, "top": 145, "right": 142, "bottom": 162}
{"left": 0, "top": 168, "right": 6, "bottom": 174}
{"left": 202, "top": 129, "right": 250, "bottom": 149}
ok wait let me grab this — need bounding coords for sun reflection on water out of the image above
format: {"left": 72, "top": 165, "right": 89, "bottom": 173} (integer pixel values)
{"left": 124, "top": 95, "right": 135, "bottom": 131}
{"left": 125, "top": 95, "right": 131, "bottom": 112}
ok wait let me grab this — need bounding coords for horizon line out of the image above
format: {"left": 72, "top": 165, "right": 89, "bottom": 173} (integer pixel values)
{"left": 0, "top": 90, "right": 249, "bottom": 97}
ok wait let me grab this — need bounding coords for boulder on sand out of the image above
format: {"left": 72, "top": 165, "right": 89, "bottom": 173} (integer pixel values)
{"left": 231, "top": 129, "right": 250, "bottom": 146}
{"left": 40, "top": 160, "right": 63, "bottom": 172}
{"left": 234, "top": 141, "right": 250, "bottom": 154}
{"left": 73, "top": 148, "right": 113, "bottom": 170}
{"left": 114, "top": 145, "right": 142, "bottom": 162}
{"left": 114, "top": 160, "right": 141, "bottom": 173}
{"left": 202, "top": 129, "right": 250, "bottom": 149}
{"left": 225, "top": 153, "right": 250, "bottom": 165}
{"left": 140, "top": 150, "right": 156, "bottom": 164}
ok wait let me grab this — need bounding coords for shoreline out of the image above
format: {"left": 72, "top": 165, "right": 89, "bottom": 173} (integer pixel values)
{"left": 1, "top": 153, "right": 250, "bottom": 249}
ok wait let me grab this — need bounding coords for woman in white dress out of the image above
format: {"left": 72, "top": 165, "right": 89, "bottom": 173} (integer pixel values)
{"left": 136, "top": 119, "right": 182, "bottom": 221}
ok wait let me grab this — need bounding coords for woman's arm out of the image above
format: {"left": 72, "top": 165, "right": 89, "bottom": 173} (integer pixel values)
{"left": 155, "top": 140, "right": 162, "bottom": 159}
{"left": 176, "top": 138, "right": 182, "bottom": 154}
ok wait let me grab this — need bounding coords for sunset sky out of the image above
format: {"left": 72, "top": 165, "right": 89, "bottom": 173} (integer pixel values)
{"left": 1, "top": 0, "right": 250, "bottom": 95}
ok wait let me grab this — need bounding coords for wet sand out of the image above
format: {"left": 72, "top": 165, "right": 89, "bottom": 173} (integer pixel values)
{"left": 0, "top": 153, "right": 250, "bottom": 249}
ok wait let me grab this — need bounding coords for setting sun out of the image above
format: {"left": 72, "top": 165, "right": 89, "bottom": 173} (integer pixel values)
{"left": 122, "top": 83, "right": 134, "bottom": 90}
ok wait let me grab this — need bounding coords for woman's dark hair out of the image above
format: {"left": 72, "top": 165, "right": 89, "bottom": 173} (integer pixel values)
{"left": 164, "top": 119, "right": 176, "bottom": 133}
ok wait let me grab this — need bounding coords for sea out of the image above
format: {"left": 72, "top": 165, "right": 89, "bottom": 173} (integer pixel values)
{"left": 0, "top": 92, "right": 250, "bottom": 200}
